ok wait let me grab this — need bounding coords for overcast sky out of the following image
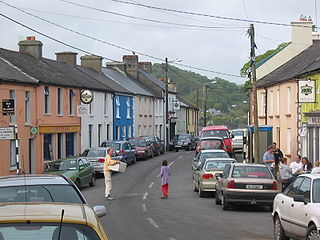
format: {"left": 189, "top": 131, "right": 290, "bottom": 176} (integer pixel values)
{"left": 0, "top": 0, "right": 318, "bottom": 84}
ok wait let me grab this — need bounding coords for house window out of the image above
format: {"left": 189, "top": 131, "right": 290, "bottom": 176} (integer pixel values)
{"left": 9, "top": 90, "right": 15, "bottom": 123}
{"left": 126, "top": 97, "right": 131, "bottom": 119}
{"left": 69, "top": 89, "right": 75, "bottom": 115}
{"left": 66, "top": 133, "right": 75, "bottom": 157}
{"left": 159, "top": 125, "right": 162, "bottom": 139}
{"left": 98, "top": 124, "right": 102, "bottom": 146}
{"left": 25, "top": 91, "right": 30, "bottom": 124}
{"left": 57, "top": 88, "right": 62, "bottom": 115}
{"left": 57, "top": 133, "right": 63, "bottom": 159}
{"left": 269, "top": 91, "right": 273, "bottom": 116}
{"left": 260, "top": 92, "right": 266, "bottom": 116}
{"left": 116, "top": 96, "right": 120, "bottom": 118}
{"left": 89, "top": 101, "right": 93, "bottom": 115}
{"left": 116, "top": 126, "right": 120, "bottom": 140}
{"left": 43, "top": 134, "right": 53, "bottom": 161}
{"left": 287, "top": 87, "right": 291, "bottom": 114}
{"left": 10, "top": 140, "right": 17, "bottom": 167}
{"left": 44, "top": 86, "right": 50, "bottom": 114}
{"left": 106, "top": 124, "right": 110, "bottom": 140}
{"left": 89, "top": 125, "right": 93, "bottom": 147}
{"left": 104, "top": 93, "right": 107, "bottom": 116}
{"left": 128, "top": 125, "right": 132, "bottom": 138}
{"left": 276, "top": 89, "right": 280, "bottom": 115}
{"left": 287, "top": 128, "right": 291, "bottom": 153}
{"left": 122, "top": 126, "right": 126, "bottom": 140}
{"left": 138, "top": 125, "right": 142, "bottom": 137}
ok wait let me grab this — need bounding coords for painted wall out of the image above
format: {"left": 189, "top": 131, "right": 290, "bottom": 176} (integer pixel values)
{"left": 134, "top": 96, "right": 155, "bottom": 137}
{"left": 176, "top": 106, "right": 187, "bottom": 134}
{"left": 187, "top": 108, "right": 198, "bottom": 135}
{"left": 154, "top": 98, "right": 164, "bottom": 140}
{"left": 113, "top": 95, "right": 134, "bottom": 140}
{"left": 81, "top": 91, "right": 113, "bottom": 151}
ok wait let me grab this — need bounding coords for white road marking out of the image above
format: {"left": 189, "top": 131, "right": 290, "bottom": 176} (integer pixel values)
{"left": 177, "top": 155, "right": 183, "bottom": 159}
{"left": 169, "top": 238, "right": 176, "bottom": 240}
{"left": 143, "top": 192, "right": 148, "bottom": 200}
{"left": 148, "top": 218, "right": 159, "bottom": 228}
{"left": 168, "top": 161, "right": 175, "bottom": 167}
{"left": 123, "top": 193, "right": 141, "bottom": 197}
{"left": 148, "top": 182, "right": 154, "bottom": 189}
{"left": 141, "top": 204, "right": 147, "bottom": 212}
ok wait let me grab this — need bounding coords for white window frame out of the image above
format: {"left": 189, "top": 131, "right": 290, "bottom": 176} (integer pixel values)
{"left": 276, "top": 89, "right": 280, "bottom": 115}
{"left": 126, "top": 97, "right": 131, "bottom": 119}
{"left": 25, "top": 91, "right": 31, "bottom": 124}
{"left": 104, "top": 93, "right": 108, "bottom": 116}
{"left": 10, "top": 140, "right": 17, "bottom": 168}
{"left": 287, "top": 128, "right": 291, "bottom": 153}
{"left": 287, "top": 87, "right": 291, "bottom": 114}
{"left": 260, "top": 92, "right": 266, "bottom": 116}
{"left": 116, "top": 96, "right": 120, "bottom": 118}
{"left": 122, "top": 126, "right": 126, "bottom": 140}
{"left": 69, "top": 89, "right": 75, "bottom": 116}
{"left": 44, "top": 86, "right": 50, "bottom": 114}
{"left": 128, "top": 125, "right": 132, "bottom": 138}
{"left": 269, "top": 90, "right": 273, "bottom": 116}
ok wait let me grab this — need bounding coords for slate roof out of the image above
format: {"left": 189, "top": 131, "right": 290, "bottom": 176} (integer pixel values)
{"left": 177, "top": 95, "right": 198, "bottom": 110}
{"left": 101, "top": 67, "right": 155, "bottom": 97}
{"left": 257, "top": 40, "right": 320, "bottom": 88}
{"left": 0, "top": 56, "right": 38, "bottom": 84}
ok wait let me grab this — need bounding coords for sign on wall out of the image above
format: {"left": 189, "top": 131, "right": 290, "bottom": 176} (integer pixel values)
{"left": 0, "top": 127, "right": 15, "bottom": 140}
{"left": 2, "top": 99, "right": 14, "bottom": 116}
{"left": 77, "top": 105, "right": 88, "bottom": 117}
{"left": 298, "top": 80, "right": 316, "bottom": 103}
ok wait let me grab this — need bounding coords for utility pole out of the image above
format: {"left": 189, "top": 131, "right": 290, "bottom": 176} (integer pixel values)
{"left": 196, "top": 88, "right": 199, "bottom": 108}
{"left": 165, "top": 57, "right": 169, "bottom": 151}
{"left": 203, "top": 84, "right": 208, "bottom": 127}
{"left": 249, "top": 24, "right": 260, "bottom": 163}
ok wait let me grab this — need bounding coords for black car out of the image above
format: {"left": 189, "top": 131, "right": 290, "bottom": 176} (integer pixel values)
{"left": 171, "top": 134, "right": 197, "bottom": 152}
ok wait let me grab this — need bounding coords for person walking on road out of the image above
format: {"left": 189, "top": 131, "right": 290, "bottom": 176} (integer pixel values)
{"left": 104, "top": 148, "right": 120, "bottom": 201}
{"left": 160, "top": 160, "right": 171, "bottom": 199}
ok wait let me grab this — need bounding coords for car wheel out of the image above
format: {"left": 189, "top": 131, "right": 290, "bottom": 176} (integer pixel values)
{"left": 175, "top": 149, "right": 179, "bottom": 152}
{"left": 306, "top": 225, "right": 320, "bottom": 240}
{"left": 274, "top": 215, "right": 289, "bottom": 240}
{"left": 132, "top": 156, "right": 136, "bottom": 164}
{"left": 198, "top": 184, "right": 205, "bottom": 198}
{"left": 193, "top": 182, "right": 198, "bottom": 192}
{"left": 89, "top": 174, "right": 96, "bottom": 187}
{"left": 151, "top": 151, "right": 154, "bottom": 158}
{"left": 75, "top": 179, "right": 81, "bottom": 190}
{"left": 222, "top": 195, "right": 230, "bottom": 211}
{"left": 215, "top": 192, "right": 221, "bottom": 205}
{"left": 157, "top": 149, "right": 161, "bottom": 155}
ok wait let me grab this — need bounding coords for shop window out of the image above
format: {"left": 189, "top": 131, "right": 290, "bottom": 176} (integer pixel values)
{"left": 10, "top": 140, "right": 16, "bottom": 168}
{"left": 43, "top": 134, "right": 53, "bottom": 161}
{"left": 66, "top": 133, "right": 75, "bottom": 157}
{"left": 57, "top": 88, "right": 62, "bottom": 115}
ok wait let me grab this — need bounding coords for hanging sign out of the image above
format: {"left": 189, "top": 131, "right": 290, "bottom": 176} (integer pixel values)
{"left": 2, "top": 99, "right": 15, "bottom": 116}
{"left": 80, "top": 90, "right": 94, "bottom": 104}
{"left": 298, "top": 80, "right": 316, "bottom": 103}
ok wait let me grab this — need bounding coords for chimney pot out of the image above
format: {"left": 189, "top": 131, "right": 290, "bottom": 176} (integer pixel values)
{"left": 123, "top": 55, "right": 139, "bottom": 78}
{"left": 80, "top": 55, "right": 102, "bottom": 72}
{"left": 139, "top": 62, "right": 152, "bottom": 73}
{"left": 18, "top": 36, "right": 43, "bottom": 59}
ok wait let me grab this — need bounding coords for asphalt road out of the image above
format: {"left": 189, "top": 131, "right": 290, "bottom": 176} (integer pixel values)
{"left": 82, "top": 151, "right": 273, "bottom": 240}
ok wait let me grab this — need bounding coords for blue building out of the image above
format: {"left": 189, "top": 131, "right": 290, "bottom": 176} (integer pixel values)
{"left": 113, "top": 94, "right": 134, "bottom": 140}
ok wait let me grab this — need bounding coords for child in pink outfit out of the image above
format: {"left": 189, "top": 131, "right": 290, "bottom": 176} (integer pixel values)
{"left": 160, "top": 160, "right": 170, "bottom": 199}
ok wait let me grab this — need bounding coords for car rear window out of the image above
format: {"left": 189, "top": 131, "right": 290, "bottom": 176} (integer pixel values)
{"left": 86, "top": 149, "right": 106, "bottom": 157}
{"left": 46, "top": 160, "right": 77, "bottom": 171}
{"left": 129, "top": 139, "right": 146, "bottom": 147}
{"left": 231, "top": 166, "right": 272, "bottom": 179}
{"left": 0, "top": 185, "right": 84, "bottom": 204}
{"left": 200, "top": 140, "right": 222, "bottom": 150}
{"left": 205, "top": 160, "right": 234, "bottom": 171}
{"left": 173, "top": 135, "right": 189, "bottom": 140}
{"left": 0, "top": 223, "right": 100, "bottom": 240}
{"left": 200, "top": 152, "right": 230, "bottom": 159}
{"left": 101, "top": 142, "right": 121, "bottom": 150}
{"left": 232, "top": 130, "right": 243, "bottom": 136}
{"left": 201, "top": 130, "right": 228, "bottom": 138}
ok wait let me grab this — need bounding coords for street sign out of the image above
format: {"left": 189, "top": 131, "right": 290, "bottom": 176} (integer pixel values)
{"left": 30, "top": 127, "right": 38, "bottom": 135}
{"left": 2, "top": 99, "right": 15, "bottom": 116}
{"left": 298, "top": 80, "right": 316, "bottom": 103}
{"left": 80, "top": 90, "right": 94, "bottom": 104}
{"left": 0, "top": 127, "right": 15, "bottom": 140}
{"left": 77, "top": 105, "right": 88, "bottom": 117}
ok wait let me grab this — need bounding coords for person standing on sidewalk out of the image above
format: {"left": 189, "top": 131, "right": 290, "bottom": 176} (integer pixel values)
{"left": 160, "top": 160, "right": 171, "bottom": 199}
{"left": 104, "top": 148, "right": 120, "bottom": 201}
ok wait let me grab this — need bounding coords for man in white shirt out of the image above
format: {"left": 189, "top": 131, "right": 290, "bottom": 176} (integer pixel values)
{"left": 280, "top": 158, "right": 294, "bottom": 181}
{"left": 311, "top": 160, "right": 320, "bottom": 174}
{"left": 290, "top": 155, "right": 302, "bottom": 175}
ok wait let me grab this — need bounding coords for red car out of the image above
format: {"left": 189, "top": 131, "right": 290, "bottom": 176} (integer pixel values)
{"left": 200, "top": 126, "right": 234, "bottom": 157}
{"left": 128, "top": 138, "right": 154, "bottom": 160}
{"left": 196, "top": 137, "right": 227, "bottom": 155}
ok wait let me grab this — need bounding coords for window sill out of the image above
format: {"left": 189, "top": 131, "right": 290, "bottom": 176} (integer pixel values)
{"left": 69, "top": 114, "right": 76, "bottom": 117}
{"left": 275, "top": 115, "right": 280, "bottom": 118}
{"left": 268, "top": 116, "right": 273, "bottom": 119}
{"left": 57, "top": 114, "right": 64, "bottom": 117}
{"left": 44, "top": 113, "right": 51, "bottom": 116}
{"left": 126, "top": 117, "right": 131, "bottom": 119}
{"left": 116, "top": 117, "right": 121, "bottom": 119}
{"left": 9, "top": 167, "right": 17, "bottom": 171}
{"left": 25, "top": 123, "right": 32, "bottom": 126}
{"left": 285, "top": 113, "right": 291, "bottom": 117}
{"left": 9, "top": 123, "right": 16, "bottom": 127}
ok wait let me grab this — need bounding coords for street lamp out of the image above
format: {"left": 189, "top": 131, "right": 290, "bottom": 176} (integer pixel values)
{"left": 203, "top": 81, "right": 217, "bottom": 127}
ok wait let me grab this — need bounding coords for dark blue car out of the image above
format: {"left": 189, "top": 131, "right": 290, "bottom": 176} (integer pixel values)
{"left": 100, "top": 140, "right": 136, "bottom": 165}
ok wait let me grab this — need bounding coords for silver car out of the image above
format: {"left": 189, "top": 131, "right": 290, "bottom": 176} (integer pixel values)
{"left": 193, "top": 158, "right": 236, "bottom": 197}
{"left": 82, "top": 147, "right": 108, "bottom": 173}
{"left": 193, "top": 149, "right": 231, "bottom": 171}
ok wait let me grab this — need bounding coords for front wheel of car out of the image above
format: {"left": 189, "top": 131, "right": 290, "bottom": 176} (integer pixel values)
{"left": 193, "top": 182, "right": 198, "bottom": 192}
{"left": 132, "top": 157, "right": 136, "bottom": 164}
{"left": 306, "top": 225, "right": 320, "bottom": 240}
{"left": 222, "top": 195, "right": 230, "bottom": 211}
{"left": 89, "top": 174, "right": 96, "bottom": 187}
{"left": 274, "top": 215, "right": 289, "bottom": 240}
{"left": 198, "top": 184, "right": 205, "bottom": 198}
{"left": 215, "top": 192, "right": 221, "bottom": 205}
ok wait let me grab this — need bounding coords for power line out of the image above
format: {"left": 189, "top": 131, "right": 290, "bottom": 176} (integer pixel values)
{"left": 58, "top": 0, "right": 246, "bottom": 30}
{"left": 111, "top": 0, "right": 317, "bottom": 29}
{"left": 242, "top": 0, "right": 249, "bottom": 20}
{"left": 0, "top": 2, "right": 245, "bottom": 78}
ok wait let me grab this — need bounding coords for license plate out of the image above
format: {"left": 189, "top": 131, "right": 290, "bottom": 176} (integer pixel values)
{"left": 246, "top": 184, "right": 263, "bottom": 190}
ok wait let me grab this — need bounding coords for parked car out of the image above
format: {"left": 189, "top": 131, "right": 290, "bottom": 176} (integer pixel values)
{"left": 193, "top": 158, "right": 236, "bottom": 197}
{"left": 0, "top": 202, "right": 109, "bottom": 239}
{"left": 171, "top": 134, "right": 197, "bottom": 152}
{"left": 143, "top": 136, "right": 163, "bottom": 155}
{"left": 231, "top": 129, "right": 247, "bottom": 153}
{"left": 101, "top": 140, "right": 136, "bottom": 164}
{"left": 193, "top": 149, "right": 231, "bottom": 171}
{"left": 215, "top": 163, "right": 279, "bottom": 211}
{"left": 272, "top": 174, "right": 320, "bottom": 240}
{"left": 200, "top": 125, "right": 234, "bottom": 157}
{"left": 129, "top": 137, "right": 154, "bottom": 160}
{"left": 81, "top": 147, "right": 109, "bottom": 173}
{"left": 196, "top": 137, "right": 226, "bottom": 155}
{"left": 45, "top": 157, "right": 95, "bottom": 189}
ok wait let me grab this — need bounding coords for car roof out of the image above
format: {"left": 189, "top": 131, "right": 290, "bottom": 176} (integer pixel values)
{"left": 200, "top": 137, "right": 223, "bottom": 140}
{"left": 85, "top": 147, "right": 108, "bottom": 150}
{"left": 231, "top": 163, "right": 268, "bottom": 167}
{"left": 0, "top": 203, "right": 97, "bottom": 226}
{"left": 102, "top": 140, "right": 125, "bottom": 144}
{"left": 0, "top": 174, "right": 70, "bottom": 187}
{"left": 202, "top": 125, "right": 228, "bottom": 131}
{"left": 129, "top": 137, "right": 147, "bottom": 140}
{"left": 205, "top": 158, "right": 236, "bottom": 162}
{"left": 200, "top": 149, "right": 227, "bottom": 153}
{"left": 297, "top": 174, "right": 320, "bottom": 180}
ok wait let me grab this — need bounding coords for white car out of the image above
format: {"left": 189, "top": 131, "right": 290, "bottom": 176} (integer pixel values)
{"left": 272, "top": 174, "right": 320, "bottom": 240}
{"left": 231, "top": 129, "right": 247, "bottom": 153}
{"left": 193, "top": 149, "right": 230, "bottom": 171}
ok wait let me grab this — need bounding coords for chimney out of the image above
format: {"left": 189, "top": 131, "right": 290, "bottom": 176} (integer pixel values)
{"left": 139, "top": 62, "right": 152, "bottom": 73}
{"left": 18, "top": 36, "right": 43, "bottom": 59}
{"left": 55, "top": 52, "right": 78, "bottom": 65}
{"left": 291, "top": 18, "right": 313, "bottom": 45}
{"left": 123, "top": 55, "right": 138, "bottom": 78}
{"left": 106, "top": 62, "right": 126, "bottom": 72}
{"left": 80, "top": 55, "right": 102, "bottom": 72}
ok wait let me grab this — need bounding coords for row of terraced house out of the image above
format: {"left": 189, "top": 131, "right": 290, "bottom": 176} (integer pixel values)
{"left": 0, "top": 36, "right": 198, "bottom": 176}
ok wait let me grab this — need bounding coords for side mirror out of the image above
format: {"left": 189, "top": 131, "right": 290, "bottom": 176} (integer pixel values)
{"left": 79, "top": 165, "right": 85, "bottom": 171}
{"left": 293, "top": 195, "right": 305, "bottom": 204}
{"left": 93, "top": 205, "right": 107, "bottom": 218}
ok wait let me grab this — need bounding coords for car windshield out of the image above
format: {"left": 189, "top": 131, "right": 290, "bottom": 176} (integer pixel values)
{"left": 173, "top": 135, "right": 189, "bottom": 140}
{"left": 0, "top": 185, "right": 84, "bottom": 204}
{"left": 313, "top": 179, "right": 320, "bottom": 203}
{"left": 0, "top": 223, "right": 100, "bottom": 240}
{"left": 200, "top": 152, "right": 230, "bottom": 160}
{"left": 46, "top": 160, "right": 77, "bottom": 172}
{"left": 101, "top": 142, "right": 121, "bottom": 150}
{"left": 201, "top": 130, "right": 228, "bottom": 138}
{"left": 200, "top": 140, "right": 222, "bottom": 150}
{"left": 232, "top": 130, "right": 243, "bottom": 136}
{"left": 205, "top": 160, "right": 234, "bottom": 171}
{"left": 129, "top": 139, "right": 146, "bottom": 147}
{"left": 85, "top": 149, "right": 106, "bottom": 157}
{"left": 231, "top": 166, "right": 272, "bottom": 179}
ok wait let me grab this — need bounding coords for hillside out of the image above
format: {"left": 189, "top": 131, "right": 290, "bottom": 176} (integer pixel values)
{"left": 152, "top": 63, "right": 248, "bottom": 129}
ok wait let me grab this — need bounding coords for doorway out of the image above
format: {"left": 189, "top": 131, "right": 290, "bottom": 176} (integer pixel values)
{"left": 28, "top": 138, "right": 35, "bottom": 173}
